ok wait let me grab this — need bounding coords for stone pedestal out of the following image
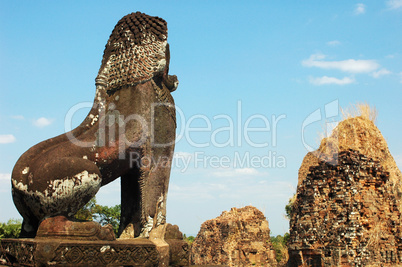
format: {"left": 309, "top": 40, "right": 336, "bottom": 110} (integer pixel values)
{"left": 0, "top": 238, "right": 169, "bottom": 266}
{"left": 164, "top": 224, "right": 190, "bottom": 266}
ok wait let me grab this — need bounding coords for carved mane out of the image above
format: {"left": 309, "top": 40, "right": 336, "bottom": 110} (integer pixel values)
{"left": 97, "top": 12, "right": 169, "bottom": 93}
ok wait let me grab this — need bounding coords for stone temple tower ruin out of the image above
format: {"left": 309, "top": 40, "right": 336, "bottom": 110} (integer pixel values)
{"left": 288, "top": 107, "right": 402, "bottom": 266}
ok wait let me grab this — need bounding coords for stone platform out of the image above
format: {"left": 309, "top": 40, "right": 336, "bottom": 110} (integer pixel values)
{"left": 0, "top": 238, "right": 169, "bottom": 266}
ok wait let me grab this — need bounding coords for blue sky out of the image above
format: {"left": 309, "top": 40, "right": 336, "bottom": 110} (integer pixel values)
{"left": 0, "top": 1, "right": 401, "bottom": 236}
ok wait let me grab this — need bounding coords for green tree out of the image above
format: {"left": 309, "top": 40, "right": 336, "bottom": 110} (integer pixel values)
{"left": 93, "top": 204, "right": 121, "bottom": 235}
{"left": 183, "top": 234, "right": 195, "bottom": 245}
{"left": 0, "top": 219, "right": 22, "bottom": 239}
{"left": 270, "top": 233, "right": 290, "bottom": 263}
{"left": 285, "top": 194, "right": 296, "bottom": 220}
{"left": 283, "top": 232, "right": 290, "bottom": 245}
{"left": 75, "top": 197, "right": 97, "bottom": 221}
{"left": 75, "top": 197, "right": 121, "bottom": 236}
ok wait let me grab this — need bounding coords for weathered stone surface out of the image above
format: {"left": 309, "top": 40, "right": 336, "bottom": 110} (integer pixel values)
{"left": 164, "top": 223, "right": 190, "bottom": 266}
{"left": 288, "top": 114, "right": 402, "bottom": 266}
{"left": 0, "top": 224, "right": 191, "bottom": 266}
{"left": 297, "top": 115, "right": 402, "bottom": 192}
{"left": 191, "top": 206, "right": 277, "bottom": 267}
{"left": 0, "top": 238, "right": 161, "bottom": 266}
{"left": 165, "top": 223, "right": 184, "bottom": 240}
{"left": 36, "top": 216, "right": 115, "bottom": 241}
{"left": 11, "top": 11, "right": 178, "bottom": 241}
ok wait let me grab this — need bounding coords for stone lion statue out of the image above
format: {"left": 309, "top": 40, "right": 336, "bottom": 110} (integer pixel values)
{"left": 11, "top": 11, "right": 178, "bottom": 240}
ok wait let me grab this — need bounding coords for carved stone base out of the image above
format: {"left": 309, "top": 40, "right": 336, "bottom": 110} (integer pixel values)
{"left": 166, "top": 239, "right": 190, "bottom": 267}
{"left": 36, "top": 216, "right": 116, "bottom": 241}
{"left": 0, "top": 238, "right": 167, "bottom": 266}
{"left": 164, "top": 223, "right": 190, "bottom": 266}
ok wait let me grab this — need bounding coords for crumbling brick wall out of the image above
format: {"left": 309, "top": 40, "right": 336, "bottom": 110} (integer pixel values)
{"left": 191, "top": 206, "right": 277, "bottom": 267}
{"left": 288, "top": 149, "right": 402, "bottom": 266}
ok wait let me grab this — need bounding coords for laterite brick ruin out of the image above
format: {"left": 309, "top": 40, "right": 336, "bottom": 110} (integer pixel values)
{"left": 288, "top": 114, "right": 402, "bottom": 266}
{"left": 191, "top": 206, "right": 277, "bottom": 267}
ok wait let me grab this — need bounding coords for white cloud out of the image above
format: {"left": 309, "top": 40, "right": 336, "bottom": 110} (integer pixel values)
{"left": 309, "top": 76, "right": 355, "bottom": 86}
{"left": 33, "top": 117, "right": 53, "bottom": 128}
{"left": 327, "top": 40, "right": 341, "bottom": 46}
{"left": 212, "top": 167, "right": 267, "bottom": 178}
{"left": 0, "top": 134, "right": 16, "bottom": 144}
{"left": 11, "top": 115, "right": 24, "bottom": 120}
{"left": 0, "top": 173, "right": 11, "bottom": 180}
{"left": 387, "top": 0, "right": 402, "bottom": 9}
{"left": 371, "top": 68, "right": 392, "bottom": 78}
{"left": 302, "top": 53, "right": 380, "bottom": 73}
{"left": 355, "top": 3, "right": 366, "bottom": 15}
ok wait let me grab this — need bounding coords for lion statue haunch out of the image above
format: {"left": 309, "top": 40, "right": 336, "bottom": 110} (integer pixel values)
{"left": 11, "top": 12, "right": 178, "bottom": 239}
